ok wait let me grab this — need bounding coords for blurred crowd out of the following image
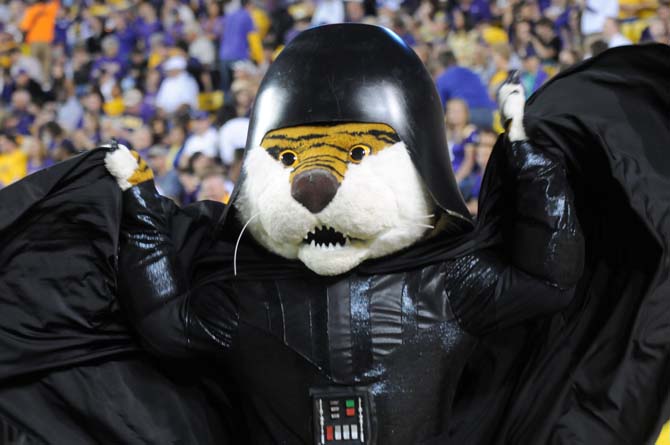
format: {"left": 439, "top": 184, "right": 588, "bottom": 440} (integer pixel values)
{"left": 0, "top": 0, "right": 666, "bottom": 214}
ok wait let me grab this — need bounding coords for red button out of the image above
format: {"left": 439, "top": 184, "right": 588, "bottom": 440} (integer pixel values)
{"left": 346, "top": 408, "right": 355, "bottom": 417}
{"left": 326, "top": 425, "right": 334, "bottom": 441}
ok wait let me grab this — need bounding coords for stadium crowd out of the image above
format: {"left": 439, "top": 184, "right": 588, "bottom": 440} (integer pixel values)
{"left": 0, "top": 0, "right": 666, "bottom": 214}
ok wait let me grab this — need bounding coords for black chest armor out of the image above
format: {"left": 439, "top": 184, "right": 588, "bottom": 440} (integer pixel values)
{"left": 225, "top": 264, "right": 475, "bottom": 444}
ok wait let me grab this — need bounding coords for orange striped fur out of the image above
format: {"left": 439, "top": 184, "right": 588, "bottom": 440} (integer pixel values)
{"left": 260, "top": 123, "right": 400, "bottom": 182}
{"left": 128, "top": 150, "right": 154, "bottom": 186}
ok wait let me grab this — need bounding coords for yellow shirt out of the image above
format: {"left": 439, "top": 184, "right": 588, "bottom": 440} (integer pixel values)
{"left": 0, "top": 149, "right": 28, "bottom": 188}
{"left": 619, "top": 0, "right": 658, "bottom": 19}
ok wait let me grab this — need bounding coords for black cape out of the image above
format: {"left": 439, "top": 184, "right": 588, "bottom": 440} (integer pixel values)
{"left": 0, "top": 44, "right": 669, "bottom": 443}
{"left": 450, "top": 44, "right": 670, "bottom": 445}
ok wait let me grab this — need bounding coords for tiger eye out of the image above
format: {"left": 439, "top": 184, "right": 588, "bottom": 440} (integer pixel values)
{"left": 280, "top": 150, "right": 298, "bottom": 167}
{"left": 349, "top": 144, "right": 370, "bottom": 163}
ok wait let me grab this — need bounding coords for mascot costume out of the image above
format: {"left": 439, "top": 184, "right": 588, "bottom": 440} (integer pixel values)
{"left": 0, "top": 24, "right": 669, "bottom": 445}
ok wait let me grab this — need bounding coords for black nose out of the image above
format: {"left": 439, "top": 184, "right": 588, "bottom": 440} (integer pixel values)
{"left": 291, "top": 169, "right": 340, "bottom": 213}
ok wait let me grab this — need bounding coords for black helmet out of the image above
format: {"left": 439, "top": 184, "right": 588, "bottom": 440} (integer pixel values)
{"left": 242, "top": 24, "right": 472, "bottom": 227}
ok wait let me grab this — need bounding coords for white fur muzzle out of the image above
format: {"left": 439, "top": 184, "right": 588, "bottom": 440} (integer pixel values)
{"left": 235, "top": 141, "right": 434, "bottom": 276}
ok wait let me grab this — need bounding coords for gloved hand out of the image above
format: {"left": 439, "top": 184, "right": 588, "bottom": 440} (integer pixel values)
{"left": 497, "top": 71, "right": 527, "bottom": 142}
{"left": 104, "top": 141, "right": 154, "bottom": 191}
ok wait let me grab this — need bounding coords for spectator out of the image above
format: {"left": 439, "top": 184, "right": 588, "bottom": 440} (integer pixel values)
{"left": 19, "top": 0, "right": 59, "bottom": 85}
{"left": 107, "top": 12, "right": 137, "bottom": 61}
{"left": 510, "top": 20, "right": 535, "bottom": 62}
{"left": 462, "top": 127, "right": 496, "bottom": 215}
{"left": 155, "top": 55, "right": 199, "bottom": 114}
{"left": 531, "top": 17, "right": 562, "bottom": 63}
{"left": 345, "top": 0, "right": 367, "bottom": 22}
{"left": 589, "top": 38, "right": 610, "bottom": 56}
{"left": 23, "top": 135, "right": 52, "bottom": 175}
{"left": 188, "top": 151, "right": 217, "bottom": 180}
{"left": 177, "top": 163, "right": 200, "bottom": 205}
{"left": 218, "top": 78, "right": 258, "bottom": 124}
{"left": 185, "top": 22, "right": 216, "bottom": 68}
{"left": 445, "top": 98, "right": 478, "bottom": 184}
{"left": 8, "top": 47, "right": 44, "bottom": 87}
{"left": 92, "top": 36, "right": 126, "bottom": 81}
{"left": 219, "top": 0, "right": 258, "bottom": 93}
{"left": 580, "top": 0, "right": 619, "bottom": 46}
{"left": 391, "top": 16, "right": 417, "bottom": 46}
{"left": 488, "top": 43, "right": 513, "bottom": 97}
{"left": 142, "top": 69, "right": 162, "bottom": 109}
{"left": 641, "top": 17, "right": 670, "bottom": 44}
{"left": 219, "top": 116, "right": 250, "bottom": 166}
{"left": 603, "top": 17, "right": 633, "bottom": 47}
{"left": 167, "top": 122, "right": 188, "bottom": 169}
{"left": 558, "top": 48, "right": 583, "bottom": 70}
{"left": 51, "top": 138, "right": 78, "bottom": 162}
{"left": 71, "top": 44, "right": 93, "bottom": 96}
{"left": 9, "top": 90, "right": 36, "bottom": 136}
{"left": 201, "top": 1, "right": 226, "bottom": 43}
{"left": 183, "top": 110, "right": 219, "bottom": 159}
{"left": 520, "top": 50, "right": 549, "bottom": 97}
{"left": 227, "top": 147, "right": 246, "bottom": 188}
{"left": 149, "top": 116, "right": 169, "bottom": 146}
{"left": 197, "top": 169, "right": 231, "bottom": 203}
{"left": 13, "top": 69, "right": 51, "bottom": 106}
{"left": 471, "top": 41, "right": 496, "bottom": 86}
{"left": 0, "top": 133, "right": 27, "bottom": 188}
{"left": 130, "top": 125, "right": 154, "bottom": 159}
{"left": 38, "top": 121, "right": 65, "bottom": 153}
{"left": 447, "top": 9, "right": 479, "bottom": 66}
{"left": 147, "top": 145, "right": 182, "bottom": 200}
{"left": 435, "top": 50, "right": 495, "bottom": 128}
{"left": 57, "top": 82, "right": 84, "bottom": 132}
{"left": 135, "top": 2, "right": 162, "bottom": 51}
{"left": 313, "top": 0, "right": 346, "bottom": 25}
{"left": 643, "top": 1, "right": 670, "bottom": 41}
{"left": 122, "top": 89, "right": 154, "bottom": 125}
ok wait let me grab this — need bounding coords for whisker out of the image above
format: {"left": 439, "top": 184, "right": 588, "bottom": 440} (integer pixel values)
{"left": 234, "top": 212, "right": 261, "bottom": 276}
{"left": 401, "top": 222, "right": 435, "bottom": 230}
{"left": 401, "top": 214, "right": 435, "bottom": 221}
{"left": 414, "top": 223, "right": 435, "bottom": 229}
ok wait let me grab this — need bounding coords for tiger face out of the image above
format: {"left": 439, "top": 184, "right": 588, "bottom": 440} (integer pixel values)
{"left": 235, "top": 122, "right": 435, "bottom": 276}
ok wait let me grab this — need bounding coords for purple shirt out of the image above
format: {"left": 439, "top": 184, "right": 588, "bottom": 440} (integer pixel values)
{"left": 450, "top": 129, "right": 478, "bottom": 172}
{"left": 115, "top": 26, "right": 138, "bottom": 59}
{"left": 91, "top": 56, "right": 127, "bottom": 80}
{"left": 15, "top": 111, "right": 35, "bottom": 135}
{"left": 201, "top": 16, "right": 225, "bottom": 41}
{"left": 461, "top": 0, "right": 492, "bottom": 24}
{"left": 54, "top": 19, "right": 71, "bottom": 48}
{"left": 27, "top": 157, "right": 54, "bottom": 175}
{"left": 219, "top": 8, "right": 255, "bottom": 61}
{"left": 133, "top": 19, "right": 162, "bottom": 50}
{"left": 436, "top": 66, "right": 494, "bottom": 110}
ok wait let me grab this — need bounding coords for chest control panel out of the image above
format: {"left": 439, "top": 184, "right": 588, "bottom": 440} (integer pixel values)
{"left": 310, "top": 387, "right": 372, "bottom": 445}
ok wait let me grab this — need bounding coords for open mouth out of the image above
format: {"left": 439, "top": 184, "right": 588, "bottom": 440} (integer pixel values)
{"left": 303, "top": 226, "right": 348, "bottom": 249}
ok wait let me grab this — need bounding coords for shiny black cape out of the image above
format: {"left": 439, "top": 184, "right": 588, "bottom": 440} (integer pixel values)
{"left": 450, "top": 44, "right": 670, "bottom": 445}
{"left": 0, "top": 44, "right": 669, "bottom": 443}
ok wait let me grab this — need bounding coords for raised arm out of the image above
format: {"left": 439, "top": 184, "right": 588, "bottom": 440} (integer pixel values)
{"left": 105, "top": 144, "right": 237, "bottom": 359}
{"left": 448, "top": 78, "right": 584, "bottom": 334}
